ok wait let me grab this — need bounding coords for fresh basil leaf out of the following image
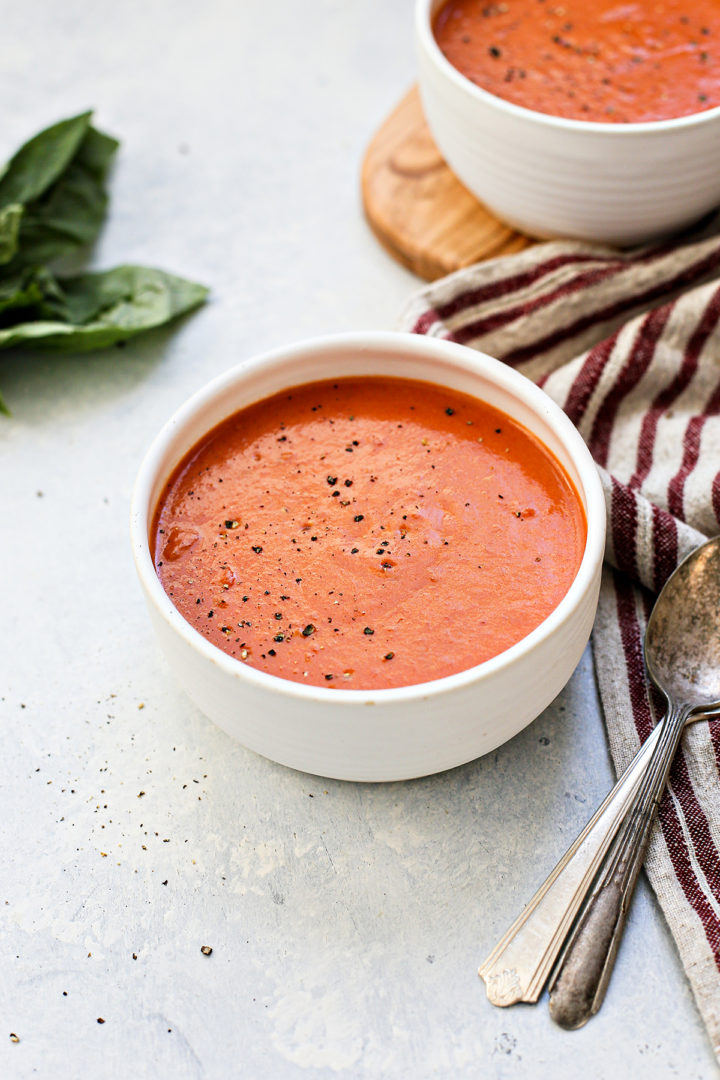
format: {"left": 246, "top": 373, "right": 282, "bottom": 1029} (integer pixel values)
{"left": 0, "top": 270, "right": 45, "bottom": 316}
{"left": 0, "top": 112, "right": 93, "bottom": 208}
{"left": 0, "top": 203, "right": 23, "bottom": 264}
{"left": 59, "top": 263, "right": 163, "bottom": 324}
{"left": 69, "top": 125, "right": 118, "bottom": 185}
{"left": 14, "top": 127, "right": 120, "bottom": 266}
{"left": 31, "top": 266, "right": 68, "bottom": 319}
{"left": 0, "top": 265, "right": 208, "bottom": 350}
{"left": 0, "top": 266, "right": 65, "bottom": 319}
{"left": 0, "top": 117, "right": 209, "bottom": 414}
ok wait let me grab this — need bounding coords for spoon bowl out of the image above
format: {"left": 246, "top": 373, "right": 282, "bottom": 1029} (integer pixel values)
{"left": 645, "top": 536, "right": 720, "bottom": 709}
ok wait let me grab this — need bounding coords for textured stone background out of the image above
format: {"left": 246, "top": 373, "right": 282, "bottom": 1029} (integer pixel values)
{"left": 0, "top": 1, "right": 715, "bottom": 1076}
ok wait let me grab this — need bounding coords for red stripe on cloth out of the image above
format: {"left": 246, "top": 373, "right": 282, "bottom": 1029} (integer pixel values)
{"left": 451, "top": 263, "right": 641, "bottom": 349}
{"left": 657, "top": 788, "right": 720, "bottom": 967}
{"left": 422, "top": 251, "right": 626, "bottom": 323}
{"left": 711, "top": 718, "right": 720, "bottom": 787}
{"left": 561, "top": 333, "right": 619, "bottom": 428}
{"left": 496, "top": 245, "right": 720, "bottom": 367}
{"left": 668, "top": 416, "right": 706, "bottom": 521}
{"left": 651, "top": 503, "right": 679, "bottom": 594}
{"left": 614, "top": 572, "right": 654, "bottom": 741}
{"left": 629, "top": 286, "right": 720, "bottom": 494}
{"left": 610, "top": 479, "right": 639, "bottom": 581}
{"left": 411, "top": 309, "right": 442, "bottom": 336}
{"left": 588, "top": 306, "right": 673, "bottom": 468}
{"left": 667, "top": 378, "right": 720, "bottom": 521}
{"left": 666, "top": 748, "right": 720, "bottom": 908}
{"left": 618, "top": 575, "right": 666, "bottom": 726}
{"left": 427, "top": 241, "right": 691, "bottom": 328}
{"left": 640, "top": 586, "right": 667, "bottom": 719}
{"left": 615, "top": 575, "right": 720, "bottom": 967}
{"left": 712, "top": 472, "right": 720, "bottom": 528}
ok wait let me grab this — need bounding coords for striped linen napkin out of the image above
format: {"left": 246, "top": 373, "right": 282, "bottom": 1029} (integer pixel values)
{"left": 398, "top": 229, "right": 720, "bottom": 1059}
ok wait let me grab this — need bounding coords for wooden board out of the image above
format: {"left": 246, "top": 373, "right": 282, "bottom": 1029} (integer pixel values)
{"left": 361, "top": 86, "right": 534, "bottom": 281}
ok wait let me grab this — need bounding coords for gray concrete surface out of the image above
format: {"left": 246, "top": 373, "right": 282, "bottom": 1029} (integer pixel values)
{"left": 0, "top": 1, "right": 717, "bottom": 1076}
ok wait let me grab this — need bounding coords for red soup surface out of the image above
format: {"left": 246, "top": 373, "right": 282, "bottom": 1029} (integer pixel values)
{"left": 152, "top": 376, "right": 586, "bottom": 690}
{"left": 433, "top": 0, "right": 720, "bottom": 123}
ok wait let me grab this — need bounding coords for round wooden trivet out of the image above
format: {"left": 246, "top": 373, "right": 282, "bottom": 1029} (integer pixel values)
{"left": 361, "top": 86, "right": 534, "bottom": 281}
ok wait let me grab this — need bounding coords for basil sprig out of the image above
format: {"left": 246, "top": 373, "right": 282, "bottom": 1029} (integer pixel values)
{"left": 0, "top": 112, "right": 208, "bottom": 413}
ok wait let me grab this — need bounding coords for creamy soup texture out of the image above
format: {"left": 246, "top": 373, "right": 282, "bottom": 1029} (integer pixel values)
{"left": 434, "top": 0, "right": 720, "bottom": 123}
{"left": 153, "top": 376, "right": 586, "bottom": 690}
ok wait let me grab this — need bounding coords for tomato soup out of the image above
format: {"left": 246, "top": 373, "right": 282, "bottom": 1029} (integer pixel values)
{"left": 152, "top": 376, "right": 586, "bottom": 690}
{"left": 433, "top": 0, "right": 720, "bottom": 123}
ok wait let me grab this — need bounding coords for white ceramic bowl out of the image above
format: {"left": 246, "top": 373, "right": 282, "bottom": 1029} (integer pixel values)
{"left": 416, "top": 0, "right": 720, "bottom": 245}
{"left": 130, "top": 332, "right": 605, "bottom": 781}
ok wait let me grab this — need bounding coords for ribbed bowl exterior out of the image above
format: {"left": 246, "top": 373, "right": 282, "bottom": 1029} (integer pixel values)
{"left": 417, "top": 0, "right": 720, "bottom": 245}
{"left": 142, "top": 577, "right": 600, "bottom": 782}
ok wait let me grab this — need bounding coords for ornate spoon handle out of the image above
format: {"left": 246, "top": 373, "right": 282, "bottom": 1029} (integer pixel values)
{"left": 478, "top": 723, "right": 661, "bottom": 1006}
{"left": 548, "top": 701, "right": 693, "bottom": 1029}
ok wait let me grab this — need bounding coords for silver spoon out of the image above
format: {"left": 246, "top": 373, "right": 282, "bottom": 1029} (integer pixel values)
{"left": 479, "top": 534, "right": 720, "bottom": 1022}
{"left": 548, "top": 534, "right": 720, "bottom": 1027}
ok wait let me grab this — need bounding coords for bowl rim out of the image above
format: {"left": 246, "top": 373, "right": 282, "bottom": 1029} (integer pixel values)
{"left": 130, "top": 330, "right": 606, "bottom": 708}
{"left": 416, "top": 0, "right": 720, "bottom": 136}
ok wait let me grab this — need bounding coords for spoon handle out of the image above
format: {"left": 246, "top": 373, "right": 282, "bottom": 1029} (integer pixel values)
{"left": 548, "top": 702, "right": 693, "bottom": 1029}
{"left": 478, "top": 723, "right": 661, "bottom": 1005}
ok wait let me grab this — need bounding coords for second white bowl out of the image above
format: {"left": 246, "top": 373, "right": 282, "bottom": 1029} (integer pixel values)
{"left": 416, "top": 0, "right": 720, "bottom": 245}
